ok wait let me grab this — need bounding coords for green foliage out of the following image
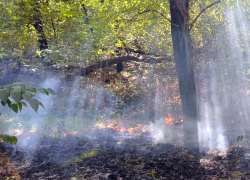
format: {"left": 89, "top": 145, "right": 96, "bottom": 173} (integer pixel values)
{"left": 0, "top": 0, "right": 246, "bottom": 67}
{"left": 0, "top": 83, "right": 55, "bottom": 145}
{"left": 0, "top": 134, "right": 17, "bottom": 145}
{"left": 145, "top": 168, "right": 159, "bottom": 180}
{"left": 237, "top": 135, "right": 243, "bottom": 142}
{"left": 0, "top": 83, "right": 55, "bottom": 113}
{"left": 62, "top": 148, "right": 99, "bottom": 167}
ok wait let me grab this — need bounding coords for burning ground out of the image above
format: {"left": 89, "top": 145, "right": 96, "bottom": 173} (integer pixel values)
{"left": 1, "top": 127, "right": 250, "bottom": 180}
{"left": 1, "top": 67, "right": 250, "bottom": 179}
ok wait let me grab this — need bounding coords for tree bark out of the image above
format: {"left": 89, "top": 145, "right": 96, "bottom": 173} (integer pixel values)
{"left": 33, "top": 1, "right": 48, "bottom": 51}
{"left": 33, "top": 18, "right": 48, "bottom": 50}
{"left": 170, "top": 0, "right": 199, "bottom": 150}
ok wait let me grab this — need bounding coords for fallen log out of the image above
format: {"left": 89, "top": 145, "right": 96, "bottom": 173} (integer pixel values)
{"left": 80, "top": 55, "right": 173, "bottom": 76}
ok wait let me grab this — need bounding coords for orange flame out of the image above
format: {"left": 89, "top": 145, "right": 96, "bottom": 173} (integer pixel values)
{"left": 93, "top": 123, "right": 155, "bottom": 133}
{"left": 165, "top": 114, "right": 174, "bottom": 125}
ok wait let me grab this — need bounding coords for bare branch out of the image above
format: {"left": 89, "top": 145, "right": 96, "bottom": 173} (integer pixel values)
{"left": 127, "top": 9, "right": 171, "bottom": 23}
{"left": 150, "top": 9, "right": 171, "bottom": 22}
{"left": 189, "top": 0, "right": 221, "bottom": 31}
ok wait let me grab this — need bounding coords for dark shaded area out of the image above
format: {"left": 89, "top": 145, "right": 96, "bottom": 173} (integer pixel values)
{"left": 116, "top": 62, "right": 123, "bottom": 73}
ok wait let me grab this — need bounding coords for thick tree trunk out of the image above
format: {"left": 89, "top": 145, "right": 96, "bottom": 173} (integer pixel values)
{"left": 170, "top": 0, "right": 199, "bottom": 150}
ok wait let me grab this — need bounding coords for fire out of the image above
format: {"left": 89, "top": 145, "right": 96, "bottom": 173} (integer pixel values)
{"left": 165, "top": 114, "right": 174, "bottom": 125}
{"left": 127, "top": 128, "right": 134, "bottom": 132}
{"left": 63, "top": 132, "right": 75, "bottom": 138}
{"left": 165, "top": 114, "right": 184, "bottom": 126}
{"left": 93, "top": 123, "right": 155, "bottom": 133}
{"left": 62, "top": 114, "right": 182, "bottom": 138}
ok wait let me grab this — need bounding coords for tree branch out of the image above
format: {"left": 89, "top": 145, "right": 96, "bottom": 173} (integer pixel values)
{"left": 80, "top": 55, "right": 173, "bottom": 76}
{"left": 189, "top": 0, "right": 221, "bottom": 32}
{"left": 127, "top": 9, "right": 171, "bottom": 23}
{"left": 150, "top": 9, "right": 171, "bottom": 22}
{"left": 51, "top": 20, "right": 57, "bottom": 44}
{"left": 117, "top": 46, "right": 167, "bottom": 57}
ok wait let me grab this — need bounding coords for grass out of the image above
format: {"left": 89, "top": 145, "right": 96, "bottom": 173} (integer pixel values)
{"left": 62, "top": 148, "right": 99, "bottom": 167}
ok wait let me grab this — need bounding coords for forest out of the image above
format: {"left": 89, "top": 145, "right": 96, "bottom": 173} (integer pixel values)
{"left": 1, "top": 0, "right": 250, "bottom": 179}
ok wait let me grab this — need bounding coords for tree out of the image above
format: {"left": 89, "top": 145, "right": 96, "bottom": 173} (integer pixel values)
{"left": 170, "top": 0, "right": 198, "bottom": 149}
{"left": 169, "top": 0, "right": 221, "bottom": 149}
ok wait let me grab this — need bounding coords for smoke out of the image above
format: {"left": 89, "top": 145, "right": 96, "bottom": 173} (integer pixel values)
{"left": 2, "top": 3, "right": 250, "bottom": 159}
{"left": 197, "top": 4, "right": 250, "bottom": 151}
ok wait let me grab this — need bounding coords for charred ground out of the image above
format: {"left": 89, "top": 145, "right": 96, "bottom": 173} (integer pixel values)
{"left": 1, "top": 129, "right": 250, "bottom": 180}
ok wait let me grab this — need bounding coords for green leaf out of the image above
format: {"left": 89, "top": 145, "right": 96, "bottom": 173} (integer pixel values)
{"left": 11, "top": 85, "right": 21, "bottom": 91}
{"left": 21, "top": 101, "right": 27, "bottom": 107}
{"left": 24, "top": 86, "right": 37, "bottom": 94}
{"left": 237, "top": 135, "right": 244, "bottom": 142}
{"left": 11, "top": 104, "right": 18, "bottom": 113}
{"left": 18, "top": 102, "right": 22, "bottom": 111}
{"left": 0, "top": 134, "right": 18, "bottom": 145}
{"left": 22, "top": 92, "right": 33, "bottom": 104}
{"left": 7, "top": 99, "right": 12, "bottom": 108}
{"left": 38, "top": 101, "right": 45, "bottom": 109}
{"left": 13, "top": 83, "right": 26, "bottom": 89}
{"left": 0, "top": 88, "right": 9, "bottom": 103}
{"left": 10, "top": 89, "right": 22, "bottom": 104}
{"left": 30, "top": 99, "right": 39, "bottom": 112}
{"left": 0, "top": 53, "right": 7, "bottom": 59}
{"left": 1, "top": 100, "right": 6, "bottom": 106}
{"left": 37, "top": 87, "right": 46, "bottom": 94}
{"left": 44, "top": 89, "right": 49, "bottom": 95}
{"left": 46, "top": 88, "right": 56, "bottom": 95}
{"left": 12, "top": 136, "right": 18, "bottom": 144}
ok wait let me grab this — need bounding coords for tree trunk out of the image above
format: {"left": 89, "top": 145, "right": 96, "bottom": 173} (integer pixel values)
{"left": 170, "top": 0, "right": 199, "bottom": 150}
{"left": 33, "top": 1, "right": 48, "bottom": 51}
{"left": 34, "top": 18, "right": 48, "bottom": 51}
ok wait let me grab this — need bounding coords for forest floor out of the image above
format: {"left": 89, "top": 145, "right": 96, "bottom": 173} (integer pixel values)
{"left": 1, "top": 129, "right": 250, "bottom": 180}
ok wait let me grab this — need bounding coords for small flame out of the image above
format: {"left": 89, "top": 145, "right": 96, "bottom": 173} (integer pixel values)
{"left": 63, "top": 132, "right": 74, "bottom": 138}
{"left": 165, "top": 114, "right": 184, "bottom": 126}
{"left": 93, "top": 122, "right": 155, "bottom": 133}
{"left": 165, "top": 114, "right": 174, "bottom": 125}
